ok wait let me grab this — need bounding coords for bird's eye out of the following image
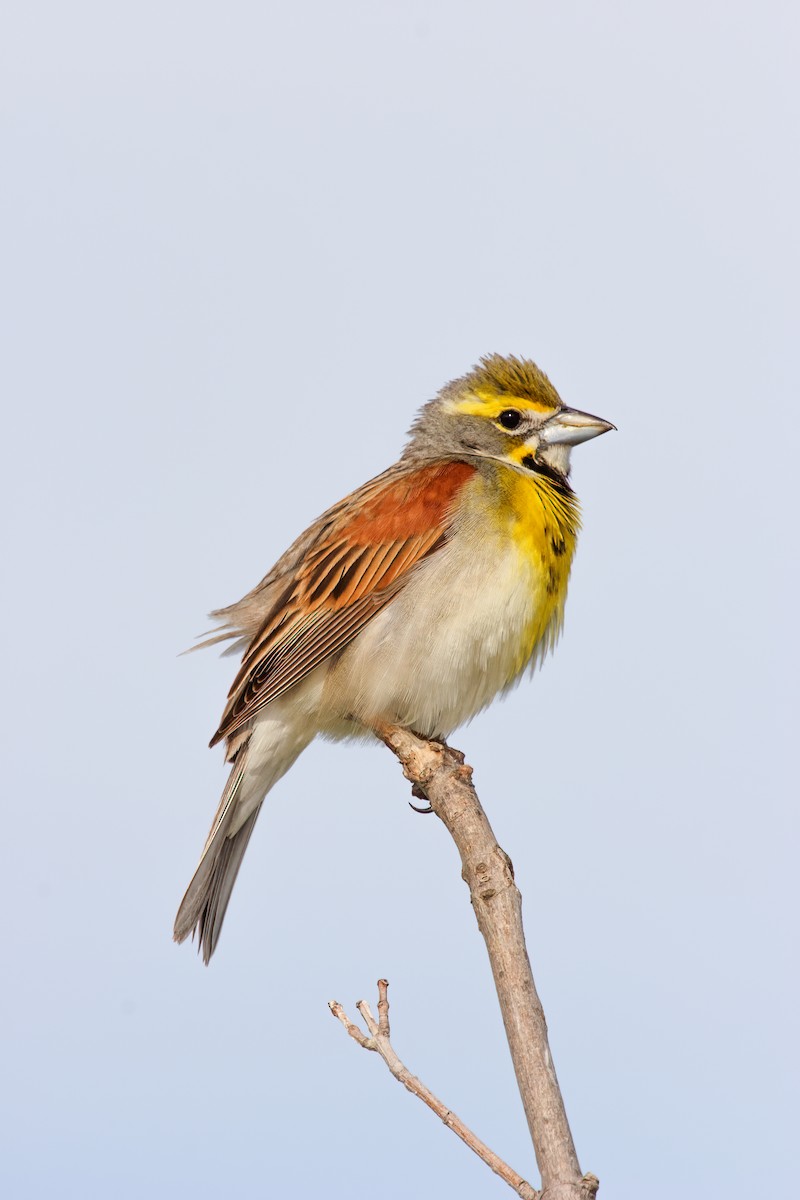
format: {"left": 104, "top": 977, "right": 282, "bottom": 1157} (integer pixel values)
{"left": 498, "top": 409, "right": 522, "bottom": 430}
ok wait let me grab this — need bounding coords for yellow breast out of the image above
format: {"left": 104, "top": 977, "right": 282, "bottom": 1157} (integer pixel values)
{"left": 484, "top": 463, "right": 581, "bottom": 673}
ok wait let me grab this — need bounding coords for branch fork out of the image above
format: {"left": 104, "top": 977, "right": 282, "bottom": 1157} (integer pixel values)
{"left": 330, "top": 725, "right": 599, "bottom": 1199}
{"left": 330, "top": 980, "right": 541, "bottom": 1200}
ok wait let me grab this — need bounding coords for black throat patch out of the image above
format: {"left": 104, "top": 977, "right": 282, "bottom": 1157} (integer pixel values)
{"left": 520, "top": 454, "right": 574, "bottom": 497}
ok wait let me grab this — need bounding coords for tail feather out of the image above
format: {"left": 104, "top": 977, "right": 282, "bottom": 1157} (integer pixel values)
{"left": 173, "top": 753, "right": 256, "bottom": 962}
{"left": 174, "top": 712, "right": 314, "bottom": 962}
{"left": 194, "top": 808, "right": 261, "bottom": 963}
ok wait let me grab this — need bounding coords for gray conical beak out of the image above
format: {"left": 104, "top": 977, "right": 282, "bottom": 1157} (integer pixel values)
{"left": 540, "top": 407, "right": 616, "bottom": 446}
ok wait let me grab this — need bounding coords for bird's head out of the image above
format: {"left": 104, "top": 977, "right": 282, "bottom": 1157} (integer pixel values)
{"left": 407, "top": 354, "right": 614, "bottom": 478}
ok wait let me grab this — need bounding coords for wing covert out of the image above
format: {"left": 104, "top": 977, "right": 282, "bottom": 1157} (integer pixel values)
{"left": 210, "top": 459, "right": 475, "bottom": 745}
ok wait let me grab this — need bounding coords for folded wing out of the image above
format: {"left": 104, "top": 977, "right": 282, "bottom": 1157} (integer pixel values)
{"left": 210, "top": 459, "right": 476, "bottom": 746}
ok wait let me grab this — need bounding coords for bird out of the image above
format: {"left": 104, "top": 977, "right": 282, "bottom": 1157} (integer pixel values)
{"left": 174, "top": 354, "right": 614, "bottom": 962}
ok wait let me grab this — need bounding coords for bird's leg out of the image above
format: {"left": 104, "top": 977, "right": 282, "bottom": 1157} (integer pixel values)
{"left": 369, "top": 721, "right": 444, "bottom": 813}
{"left": 409, "top": 730, "right": 448, "bottom": 749}
{"left": 406, "top": 731, "right": 450, "bottom": 812}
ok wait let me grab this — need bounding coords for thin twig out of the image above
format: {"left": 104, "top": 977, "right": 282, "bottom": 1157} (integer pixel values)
{"left": 372, "top": 725, "right": 599, "bottom": 1200}
{"left": 330, "top": 981, "right": 540, "bottom": 1200}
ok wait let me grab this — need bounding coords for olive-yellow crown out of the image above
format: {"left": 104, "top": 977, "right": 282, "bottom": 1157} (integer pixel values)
{"left": 453, "top": 354, "right": 562, "bottom": 412}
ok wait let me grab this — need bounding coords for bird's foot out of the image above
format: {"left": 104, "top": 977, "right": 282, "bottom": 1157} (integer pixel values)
{"left": 408, "top": 783, "right": 434, "bottom": 815}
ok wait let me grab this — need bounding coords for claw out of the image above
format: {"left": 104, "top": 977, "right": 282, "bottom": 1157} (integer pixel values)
{"left": 409, "top": 783, "right": 434, "bottom": 814}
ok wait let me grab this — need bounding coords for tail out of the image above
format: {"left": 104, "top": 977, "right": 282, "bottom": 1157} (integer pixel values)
{"left": 173, "top": 748, "right": 259, "bottom": 963}
{"left": 174, "top": 717, "right": 313, "bottom": 962}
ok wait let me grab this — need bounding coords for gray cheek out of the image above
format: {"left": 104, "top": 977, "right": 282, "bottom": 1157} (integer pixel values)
{"left": 455, "top": 416, "right": 508, "bottom": 457}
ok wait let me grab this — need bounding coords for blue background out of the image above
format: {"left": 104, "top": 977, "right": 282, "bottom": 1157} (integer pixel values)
{"left": 2, "top": 3, "right": 797, "bottom": 1196}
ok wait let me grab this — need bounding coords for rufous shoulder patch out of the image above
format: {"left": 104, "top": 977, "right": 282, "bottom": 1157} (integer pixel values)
{"left": 344, "top": 460, "right": 476, "bottom": 543}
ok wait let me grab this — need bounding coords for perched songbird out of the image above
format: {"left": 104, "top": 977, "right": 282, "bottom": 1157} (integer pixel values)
{"left": 175, "top": 354, "right": 614, "bottom": 961}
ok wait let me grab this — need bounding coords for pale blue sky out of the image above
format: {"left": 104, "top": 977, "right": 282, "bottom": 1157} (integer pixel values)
{"left": 2, "top": 2, "right": 797, "bottom": 1197}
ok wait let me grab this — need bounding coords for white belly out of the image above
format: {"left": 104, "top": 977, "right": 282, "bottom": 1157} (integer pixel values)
{"left": 320, "top": 531, "right": 555, "bottom": 739}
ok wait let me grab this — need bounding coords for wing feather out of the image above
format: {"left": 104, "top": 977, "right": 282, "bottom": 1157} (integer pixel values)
{"left": 348, "top": 538, "right": 401, "bottom": 597}
{"left": 210, "top": 460, "right": 476, "bottom": 746}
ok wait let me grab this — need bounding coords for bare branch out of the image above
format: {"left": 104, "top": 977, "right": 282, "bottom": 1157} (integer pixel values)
{"left": 376, "top": 976, "right": 390, "bottom": 1038}
{"left": 372, "top": 724, "right": 598, "bottom": 1200}
{"left": 356, "top": 998, "right": 379, "bottom": 1037}
{"left": 329, "top": 999, "right": 371, "bottom": 1049}
{"left": 329, "top": 982, "right": 541, "bottom": 1200}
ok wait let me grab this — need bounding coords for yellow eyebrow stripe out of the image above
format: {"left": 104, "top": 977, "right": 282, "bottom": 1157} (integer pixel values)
{"left": 451, "top": 391, "right": 557, "bottom": 418}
